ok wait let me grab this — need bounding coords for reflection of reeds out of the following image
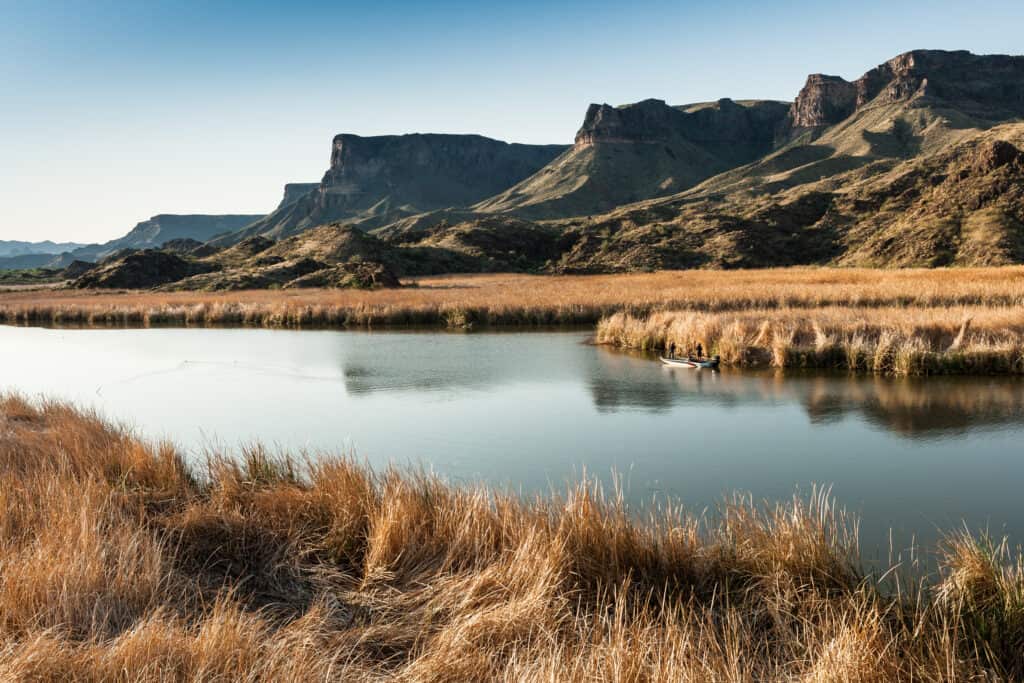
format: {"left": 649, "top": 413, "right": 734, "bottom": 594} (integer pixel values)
{"left": 6, "top": 267, "right": 1024, "bottom": 328}
{"left": 1, "top": 394, "right": 1023, "bottom": 679}
{"left": 597, "top": 307, "right": 1024, "bottom": 375}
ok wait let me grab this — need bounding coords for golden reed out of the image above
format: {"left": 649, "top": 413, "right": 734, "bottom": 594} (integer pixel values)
{"left": 4, "top": 267, "right": 1024, "bottom": 329}
{"left": 0, "top": 394, "right": 1021, "bottom": 680}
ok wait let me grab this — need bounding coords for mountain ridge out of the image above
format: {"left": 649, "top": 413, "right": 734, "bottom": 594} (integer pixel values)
{"left": 17, "top": 48, "right": 1024, "bottom": 282}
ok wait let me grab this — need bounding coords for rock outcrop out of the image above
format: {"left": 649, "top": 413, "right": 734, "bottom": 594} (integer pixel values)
{"left": 574, "top": 99, "right": 689, "bottom": 145}
{"left": 575, "top": 97, "right": 788, "bottom": 157}
{"left": 217, "top": 135, "right": 568, "bottom": 244}
{"left": 787, "top": 75, "right": 859, "bottom": 130}
{"left": 61, "top": 260, "right": 96, "bottom": 279}
{"left": 284, "top": 261, "right": 401, "bottom": 289}
{"left": 783, "top": 50, "right": 1024, "bottom": 138}
{"left": 160, "top": 238, "right": 207, "bottom": 254}
{"left": 278, "top": 183, "right": 319, "bottom": 209}
{"left": 71, "top": 250, "right": 217, "bottom": 289}
{"left": 473, "top": 98, "right": 789, "bottom": 219}
{"left": 855, "top": 50, "right": 1024, "bottom": 115}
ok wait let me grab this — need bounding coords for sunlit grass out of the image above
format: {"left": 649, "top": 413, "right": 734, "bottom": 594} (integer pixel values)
{"left": 598, "top": 305, "right": 1024, "bottom": 375}
{"left": 0, "top": 394, "right": 1021, "bottom": 679}
{"left": 3, "top": 267, "right": 1024, "bottom": 328}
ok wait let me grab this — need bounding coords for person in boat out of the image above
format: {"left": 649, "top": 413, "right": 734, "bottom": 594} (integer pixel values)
{"left": 695, "top": 342, "right": 703, "bottom": 360}
{"left": 668, "top": 341, "right": 676, "bottom": 358}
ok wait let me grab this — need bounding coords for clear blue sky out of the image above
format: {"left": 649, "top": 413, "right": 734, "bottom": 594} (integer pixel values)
{"left": 2, "top": 0, "right": 1022, "bottom": 243}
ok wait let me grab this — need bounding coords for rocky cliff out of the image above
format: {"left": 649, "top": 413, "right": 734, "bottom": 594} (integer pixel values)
{"left": 219, "top": 134, "right": 568, "bottom": 244}
{"left": 786, "top": 75, "right": 859, "bottom": 130}
{"left": 278, "top": 183, "right": 319, "bottom": 209}
{"left": 784, "top": 50, "right": 1024, "bottom": 137}
{"left": 473, "top": 98, "right": 789, "bottom": 219}
{"left": 573, "top": 99, "right": 690, "bottom": 145}
{"left": 576, "top": 97, "right": 788, "bottom": 157}
{"left": 855, "top": 50, "right": 1024, "bottom": 115}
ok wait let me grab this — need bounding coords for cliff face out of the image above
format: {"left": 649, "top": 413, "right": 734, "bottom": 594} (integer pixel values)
{"left": 574, "top": 98, "right": 788, "bottom": 153}
{"left": 474, "top": 98, "right": 789, "bottom": 219}
{"left": 574, "top": 99, "right": 689, "bottom": 145}
{"left": 221, "top": 134, "right": 568, "bottom": 243}
{"left": 278, "top": 183, "right": 319, "bottom": 209}
{"left": 785, "top": 50, "right": 1024, "bottom": 135}
{"left": 322, "top": 133, "right": 567, "bottom": 211}
{"left": 787, "top": 75, "right": 859, "bottom": 129}
{"left": 856, "top": 50, "right": 1024, "bottom": 113}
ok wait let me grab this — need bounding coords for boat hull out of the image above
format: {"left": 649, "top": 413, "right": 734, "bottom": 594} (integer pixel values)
{"left": 660, "top": 356, "right": 719, "bottom": 369}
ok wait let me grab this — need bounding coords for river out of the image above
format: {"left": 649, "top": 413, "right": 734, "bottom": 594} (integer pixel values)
{"left": 2, "top": 325, "right": 1021, "bottom": 558}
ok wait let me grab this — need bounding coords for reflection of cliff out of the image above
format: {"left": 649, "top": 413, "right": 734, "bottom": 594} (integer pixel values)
{"left": 591, "top": 347, "right": 1024, "bottom": 438}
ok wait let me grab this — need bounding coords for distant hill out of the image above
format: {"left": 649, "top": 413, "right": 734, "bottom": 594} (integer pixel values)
{"left": 216, "top": 134, "right": 569, "bottom": 244}
{"left": 0, "top": 214, "right": 268, "bottom": 271}
{"left": 68, "top": 214, "right": 266, "bottom": 263}
{"left": 0, "top": 240, "right": 86, "bottom": 258}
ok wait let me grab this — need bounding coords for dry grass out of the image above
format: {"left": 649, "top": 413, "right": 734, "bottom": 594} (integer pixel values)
{"left": 0, "top": 394, "right": 1021, "bottom": 680}
{"left": 4, "top": 267, "right": 1024, "bottom": 328}
{"left": 598, "top": 306, "right": 1024, "bottom": 375}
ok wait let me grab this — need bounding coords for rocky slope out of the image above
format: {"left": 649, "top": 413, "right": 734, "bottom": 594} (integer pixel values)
{"left": 544, "top": 121, "right": 1024, "bottom": 272}
{"left": 533, "top": 49, "right": 1024, "bottom": 271}
{"left": 72, "top": 251, "right": 218, "bottom": 289}
{"left": 219, "top": 135, "right": 568, "bottom": 244}
{"left": 473, "top": 98, "right": 789, "bottom": 219}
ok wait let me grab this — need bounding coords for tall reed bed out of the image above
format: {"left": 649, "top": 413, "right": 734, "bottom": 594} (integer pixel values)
{"left": 5, "top": 267, "right": 1024, "bottom": 329}
{"left": 597, "top": 306, "right": 1024, "bottom": 375}
{"left": 0, "top": 394, "right": 1021, "bottom": 679}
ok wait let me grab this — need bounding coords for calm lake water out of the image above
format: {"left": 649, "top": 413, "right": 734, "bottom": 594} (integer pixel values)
{"left": 2, "top": 325, "right": 1022, "bottom": 557}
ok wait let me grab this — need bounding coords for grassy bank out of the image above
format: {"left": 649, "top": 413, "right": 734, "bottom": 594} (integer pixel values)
{"left": 4, "top": 267, "right": 1024, "bottom": 328}
{"left": 0, "top": 395, "right": 1022, "bottom": 680}
{"left": 598, "top": 306, "right": 1024, "bottom": 375}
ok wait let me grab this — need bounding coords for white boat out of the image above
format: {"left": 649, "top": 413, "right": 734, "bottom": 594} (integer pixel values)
{"left": 660, "top": 355, "right": 720, "bottom": 369}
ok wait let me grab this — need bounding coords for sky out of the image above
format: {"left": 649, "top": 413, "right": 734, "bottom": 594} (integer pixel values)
{"left": 2, "top": 0, "right": 1023, "bottom": 244}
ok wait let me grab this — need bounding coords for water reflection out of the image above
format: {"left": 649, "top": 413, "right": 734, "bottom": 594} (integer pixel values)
{"left": 587, "top": 347, "right": 1024, "bottom": 438}
{"left": 339, "top": 335, "right": 1024, "bottom": 438}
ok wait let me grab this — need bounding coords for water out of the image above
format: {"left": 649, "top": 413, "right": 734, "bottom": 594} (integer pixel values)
{"left": 2, "top": 325, "right": 1022, "bottom": 557}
